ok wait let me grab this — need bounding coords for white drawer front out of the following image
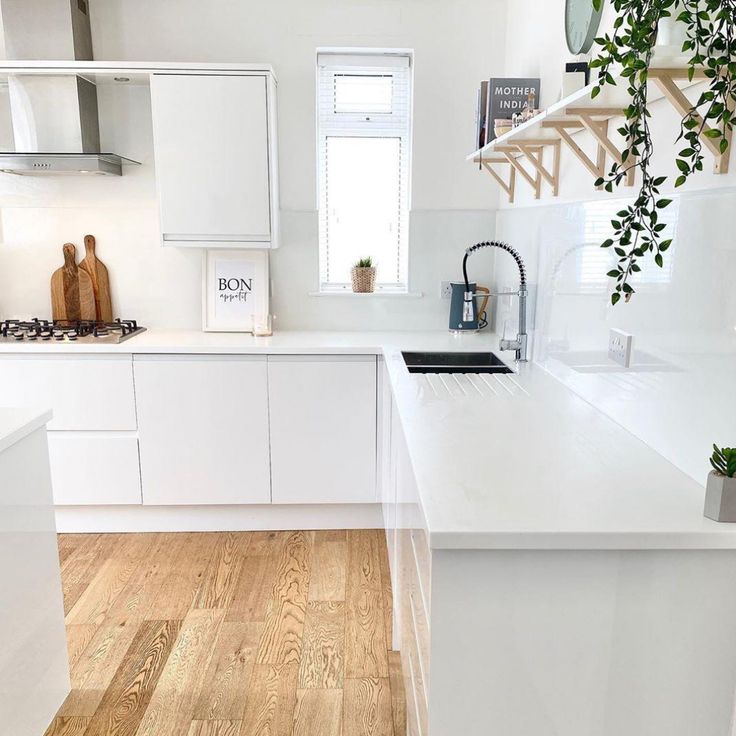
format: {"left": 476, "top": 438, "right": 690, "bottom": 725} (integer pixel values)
{"left": 407, "top": 622, "right": 429, "bottom": 736}
{"left": 398, "top": 528, "right": 430, "bottom": 706}
{"left": 48, "top": 433, "right": 141, "bottom": 505}
{"left": 0, "top": 355, "right": 136, "bottom": 431}
{"left": 410, "top": 587, "right": 430, "bottom": 693}
{"left": 402, "top": 640, "right": 427, "bottom": 736}
{"left": 411, "top": 526, "right": 432, "bottom": 615}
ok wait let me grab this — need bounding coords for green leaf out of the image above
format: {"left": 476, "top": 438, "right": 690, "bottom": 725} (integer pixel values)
{"left": 611, "top": 292, "right": 622, "bottom": 306}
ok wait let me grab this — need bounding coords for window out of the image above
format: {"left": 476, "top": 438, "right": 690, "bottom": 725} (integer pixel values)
{"left": 317, "top": 52, "right": 412, "bottom": 292}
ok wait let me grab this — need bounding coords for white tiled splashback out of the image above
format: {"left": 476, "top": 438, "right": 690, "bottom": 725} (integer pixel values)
{"left": 495, "top": 188, "right": 736, "bottom": 487}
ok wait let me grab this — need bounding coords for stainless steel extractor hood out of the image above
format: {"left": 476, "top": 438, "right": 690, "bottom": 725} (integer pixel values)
{"left": 0, "top": 0, "right": 137, "bottom": 175}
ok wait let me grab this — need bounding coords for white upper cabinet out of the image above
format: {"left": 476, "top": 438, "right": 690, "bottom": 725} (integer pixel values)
{"left": 150, "top": 72, "right": 279, "bottom": 248}
{"left": 268, "top": 355, "right": 377, "bottom": 504}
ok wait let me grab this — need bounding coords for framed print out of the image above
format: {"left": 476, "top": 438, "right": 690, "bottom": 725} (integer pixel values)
{"left": 203, "top": 249, "right": 270, "bottom": 332}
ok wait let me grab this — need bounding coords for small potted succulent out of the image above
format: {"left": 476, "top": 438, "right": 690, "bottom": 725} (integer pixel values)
{"left": 351, "top": 257, "right": 376, "bottom": 293}
{"left": 704, "top": 445, "right": 736, "bottom": 522}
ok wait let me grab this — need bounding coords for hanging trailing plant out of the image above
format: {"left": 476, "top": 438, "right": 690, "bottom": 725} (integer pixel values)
{"left": 590, "top": 0, "right": 736, "bottom": 305}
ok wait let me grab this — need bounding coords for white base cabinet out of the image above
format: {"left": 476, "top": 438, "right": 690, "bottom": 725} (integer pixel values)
{"left": 0, "top": 423, "right": 70, "bottom": 736}
{"left": 0, "top": 350, "right": 378, "bottom": 511}
{"left": 384, "top": 399, "right": 736, "bottom": 736}
{"left": 134, "top": 355, "right": 271, "bottom": 505}
{"left": 268, "top": 355, "right": 377, "bottom": 504}
{"left": 0, "top": 355, "right": 141, "bottom": 506}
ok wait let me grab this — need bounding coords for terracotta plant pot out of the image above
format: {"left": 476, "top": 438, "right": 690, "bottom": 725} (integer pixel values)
{"left": 351, "top": 267, "right": 376, "bottom": 293}
{"left": 704, "top": 471, "right": 736, "bottom": 522}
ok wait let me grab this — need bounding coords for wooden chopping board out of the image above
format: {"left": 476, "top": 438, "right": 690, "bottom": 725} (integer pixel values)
{"left": 50, "top": 243, "right": 97, "bottom": 322}
{"left": 79, "top": 234, "right": 113, "bottom": 321}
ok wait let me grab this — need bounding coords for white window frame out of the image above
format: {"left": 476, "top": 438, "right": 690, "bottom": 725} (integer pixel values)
{"left": 557, "top": 199, "right": 678, "bottom": 297}
{"left": 316, "top": 50, "right": 413, "bottom": 293}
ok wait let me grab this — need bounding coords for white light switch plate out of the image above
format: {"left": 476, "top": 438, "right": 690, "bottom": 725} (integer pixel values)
{"left": 608, "top": 328, "right": 633, "bottom": 368}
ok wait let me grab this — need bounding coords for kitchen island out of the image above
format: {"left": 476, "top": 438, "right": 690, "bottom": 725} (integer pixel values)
{"left": 1, "top": 330, "right": 735, "bottom": 735}
{"left": 0, "top": 408, "right": 69, "bottom": 736}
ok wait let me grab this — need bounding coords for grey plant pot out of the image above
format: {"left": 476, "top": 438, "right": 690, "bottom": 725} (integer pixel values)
{"left": 703, "top": 471, "right": 736, "bottom": 522}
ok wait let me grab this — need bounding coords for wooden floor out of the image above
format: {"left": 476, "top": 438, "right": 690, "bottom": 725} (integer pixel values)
{"left": 46, "top": 530, "right": 406, "bottom": 736}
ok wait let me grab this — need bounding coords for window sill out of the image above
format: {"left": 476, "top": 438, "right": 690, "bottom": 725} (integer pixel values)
{"left": 308, "top": 290, "right": 423, "bottom": 298}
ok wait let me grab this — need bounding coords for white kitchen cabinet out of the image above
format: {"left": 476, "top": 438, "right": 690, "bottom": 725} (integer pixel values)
{"left": 389, "top": 409, "right": 431, "bottom": 736}
{"left": 134, "top": 355, "right": 271, "bottom": 505}
{"left": 378, "top": 358, "right": 398, "bottom": 591}
{"left": 268, "top": 355, "right": 377, "bottom": 504}
{"left": 0, "top": 354, "right": 136, "bottom": 430}
{"left": 150, "top": 72, "right": 279, "bottom": 248}
{"left": 48, "top": 433, "right": 141, "bottom": 505}
{"left": 0, "top": 417, "right": 70, "bottom": 736}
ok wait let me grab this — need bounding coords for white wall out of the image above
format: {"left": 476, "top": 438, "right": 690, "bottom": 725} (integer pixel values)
{"left": 494, "top": 0, "right": 736, "bottom": 486}
{"left": 0, "top": 0, "right": 505, "bottom": 330}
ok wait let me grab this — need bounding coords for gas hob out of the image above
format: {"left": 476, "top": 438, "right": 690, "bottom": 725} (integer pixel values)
{"left": 0, "top": 318, "right": 146, "bottom": 344}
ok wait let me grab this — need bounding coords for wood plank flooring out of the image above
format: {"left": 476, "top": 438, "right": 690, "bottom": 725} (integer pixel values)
{"left": 46, "top": 531, "right": 405, "bottom": 736}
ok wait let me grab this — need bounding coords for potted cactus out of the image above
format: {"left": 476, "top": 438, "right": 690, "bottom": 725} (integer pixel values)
{"left": 351, "top": 257, "right": 376, "bottom": 293}
{"left": 704, "top": 445, "right": 736, "bottom": 522}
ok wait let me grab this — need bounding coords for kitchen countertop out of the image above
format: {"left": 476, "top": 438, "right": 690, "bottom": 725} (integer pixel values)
{"left": 1, "top": 328, "right": 733, "bottom": 551}
{"left": 0, "top": 407, "right": 53, "bottom": 454}
{"left": 0, "top": 328, "right": 482, "bottom": 354}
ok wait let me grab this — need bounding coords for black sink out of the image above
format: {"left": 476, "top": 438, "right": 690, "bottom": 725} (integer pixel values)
{"left": 402, "top": 351, "right": 513, "bottom": 374}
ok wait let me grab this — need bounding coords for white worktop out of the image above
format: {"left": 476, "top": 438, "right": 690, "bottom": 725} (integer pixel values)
{"left": 1, "top": 328, "right": 732, "bottom": 550}
{"left": 0, "top": 328, "right": 476, "bottom": 354}
{"left": 0, "top": 407, "right": 53, "bottom": 454}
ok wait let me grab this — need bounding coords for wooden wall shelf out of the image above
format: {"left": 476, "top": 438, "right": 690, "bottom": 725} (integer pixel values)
{"left": 468, "top": 65, "right": 728, "bottom": 202}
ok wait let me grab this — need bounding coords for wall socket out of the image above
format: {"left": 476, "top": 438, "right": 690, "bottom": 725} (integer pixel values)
{"left": 608, "top": 328, "right": 634, "bottom": 368}
{"left": 440, "top": 281, "right": 453, "bottom": 299}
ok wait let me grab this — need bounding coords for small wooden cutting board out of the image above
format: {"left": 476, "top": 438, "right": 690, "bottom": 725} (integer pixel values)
{"left": 51, "top": 243, "right": 97, "bottom": 322}
{"left": 79, "top": 234, "right": 113, "bottom": 321}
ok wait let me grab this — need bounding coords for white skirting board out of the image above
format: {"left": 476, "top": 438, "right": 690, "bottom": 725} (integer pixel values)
{"left": 54, "top": 503, "right": 384, "bottom": 533}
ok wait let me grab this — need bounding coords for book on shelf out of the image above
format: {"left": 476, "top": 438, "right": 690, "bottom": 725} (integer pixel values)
{"left": 475, "top": 80, "right": 489, "bottom": 150}
{"left": 485, "top": 77, "right": 541, "bottom": 141}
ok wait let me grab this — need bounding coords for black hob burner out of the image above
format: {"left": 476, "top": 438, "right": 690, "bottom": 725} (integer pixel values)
{"left": 0, "top": 318, "right": 146, "bottom": 344}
